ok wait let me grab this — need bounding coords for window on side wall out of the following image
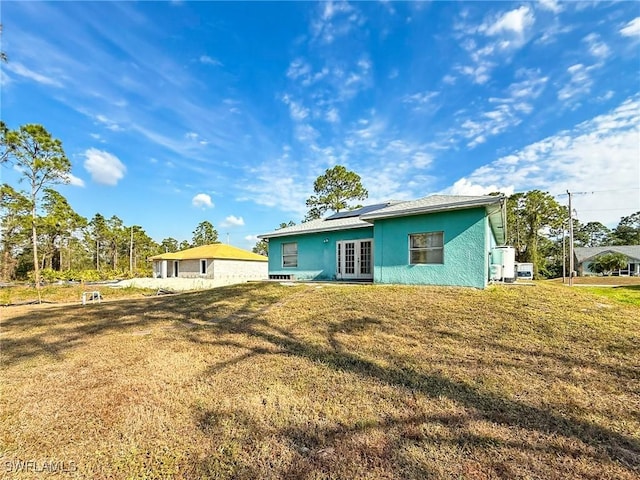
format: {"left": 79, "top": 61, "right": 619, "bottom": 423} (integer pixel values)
{"left": 200, "top": 259, "right": 207, "bottom": 275}
{"left": 282, "top": 242, "right": 298, "bottom": 268}
{"left": 409, "top": 232, "right": 444, "bottom": 264}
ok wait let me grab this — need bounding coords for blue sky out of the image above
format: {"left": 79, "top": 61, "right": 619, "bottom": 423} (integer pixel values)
{"left": 2, "top": 1, "right": 639, "bottom": 249}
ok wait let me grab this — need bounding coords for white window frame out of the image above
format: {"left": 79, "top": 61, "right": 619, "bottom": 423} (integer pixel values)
{"left": 200, "top": 259, "right": 207, "bottom": 275}
{"left": 282, "top": 242, "right": 298, "bottom": 268}
{"left": 409, "top": 231, "right": 444, "bottom": 265}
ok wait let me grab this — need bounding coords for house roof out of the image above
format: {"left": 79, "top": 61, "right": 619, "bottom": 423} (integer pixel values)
{"left": 574, "top": 245, "right": 640, "bottom": 263}
{"left": 358, "top": 194, "right": 502, "bottom": 220}
{"left": 258, "top": 215, "right": 374, "bottom": 239}
{"left": 259, "top": 194, "right": 507, "bottom": 243}
{"left": 149, "top": 243, "right": 268, "bottom": 262}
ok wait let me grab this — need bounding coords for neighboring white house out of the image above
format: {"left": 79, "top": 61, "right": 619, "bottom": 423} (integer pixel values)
{"left": 149, "top": 244, "right": 268, "bottom": 283}
{"left": 574, "top": 246, "right": 640, "bottom": 276}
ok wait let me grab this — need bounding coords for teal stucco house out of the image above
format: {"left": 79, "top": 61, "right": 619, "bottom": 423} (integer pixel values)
{"left": 259, "top": 194, "right": 507, "bottom": 289}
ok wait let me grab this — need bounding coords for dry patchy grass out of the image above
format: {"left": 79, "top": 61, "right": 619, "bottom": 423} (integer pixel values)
{"left": 1, "top": 282, "right": 638, "bottom": 479}
{"left": 0, "top": 283, "right": 156, "bottom": 306}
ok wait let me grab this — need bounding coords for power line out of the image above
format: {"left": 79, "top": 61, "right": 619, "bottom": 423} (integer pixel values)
{"left": 555, "top": 187, "right": 640, "bottom": 197}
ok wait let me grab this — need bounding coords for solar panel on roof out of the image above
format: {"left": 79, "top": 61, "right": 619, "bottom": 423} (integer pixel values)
{"left": 325, "top": 203, "right": 390, "bottom": 220}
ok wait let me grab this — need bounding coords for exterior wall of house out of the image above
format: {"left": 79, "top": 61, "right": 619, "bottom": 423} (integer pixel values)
{"left": 266, "top": 227, "right": 374, "bottom": 280}
{"left": 372, "top": 207, "right": 490, "bottom": 288}
{"left": 175, "top": 259, "right": 209, "bottom": 278}
{"left": 154, "top": 258, "right": 267, "bottom": 281}
{"left": 212, "top": 259, "right": 268, "bottom": 283}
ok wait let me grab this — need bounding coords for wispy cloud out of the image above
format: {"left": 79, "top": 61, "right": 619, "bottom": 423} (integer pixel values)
{"left": 402, "top": 91, "right": 439, "bottom": 111}
{"left": 5, "top": 62, "right": 63, "bottom": 87}
{"left": 83, "top": 148, "right": 127, "bottom": 186}
{"left": 200, "top": 55, "right": 222, "bottom": 66}
{"left": 454, "top": 6, "right": 536, "bottom": 85}
{"left": 620, "top": 17, "right": 640, "bottom": 37}
{"left": 537, "top": 0, "right": 563, "bottom": 14}
{"left": 282, "top": 94, "right": 309, "bottom": 122}
{"left": 583, "top": 33, "right": 610, "bottom": 60}
{"left": 445, "top": 96, "right": 640, "bottom": 224}
{"left": 311, "top": 1, "right": 363, "bottom": 44}
{"left": 482, "top": 6, "right": 534, "bottom": 40}
{"left": 557, "top": 64, "right": 593, "bottom": 102}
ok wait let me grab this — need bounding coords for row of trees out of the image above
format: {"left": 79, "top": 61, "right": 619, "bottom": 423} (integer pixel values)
{"left": 0, "top": 123, "right": 224, "bottom": 285}
{"left": 1, "top": 121, "right": 637, "bottom": 285}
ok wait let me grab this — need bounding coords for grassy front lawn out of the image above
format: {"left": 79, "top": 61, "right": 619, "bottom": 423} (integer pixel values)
{"left": 1, "top": 282, "right": 638, "bottom": 479}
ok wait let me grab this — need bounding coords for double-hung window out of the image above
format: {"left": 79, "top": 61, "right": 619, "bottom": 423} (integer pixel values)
{"left": 409, "top": 232, "right": 444, "bottom": 264}
{"left": 282, "top": 242, "right": 298, "bottom": 268}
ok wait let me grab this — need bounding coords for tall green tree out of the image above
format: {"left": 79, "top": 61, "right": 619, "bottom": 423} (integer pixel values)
{"left": 40, "top": 189, "right": 87, "bottom": 271}
{"left": 105, "top": 215, "right": 125, "bottom": 270}
{"left": 192, "top": 220, "right": 219, "bottom": 246}
{"left": 305, "top": 165, "right": 368, "bottom": 221}
{"left": 0, "top": 184, "right": 31, "bottom": 280}
{"left": 160, "top": 237, "right": 179, "bottom": 253}
{"left": 506, "top": 190, "right": 565, "bottom": 279}
{"left": 87, "top": 213, "right": 109, "bottom": 270}
{"left": 1, "top": 124, "right": 71, "bottom": 295}
{"left": 611, "top": 212, "right": 640, "bottom": 245}
{"left": 252, "top": 240, "right": 268, "bottom": 256}
{"left": 575, "top": 221, "right": 611, "bottom": 247}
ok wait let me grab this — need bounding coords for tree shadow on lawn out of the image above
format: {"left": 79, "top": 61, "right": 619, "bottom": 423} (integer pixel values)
{"left": 186, "top": 309, "right": 640, "bottom": 476}
{"left": 2, "top": 283, "right": 638, "bottom": 476}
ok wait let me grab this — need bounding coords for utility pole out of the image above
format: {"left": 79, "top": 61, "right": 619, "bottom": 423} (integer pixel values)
{"left": 562, "top": 225, "right": 566, "bottom": 284}
{"left": 129, "top": 226, "right": 134, "bottom": 274}
{"left": 226, "top": 232, "right": 230, "bottom": 244}
{"left": 567, "top": 190, "right": 574, "bottom": 287}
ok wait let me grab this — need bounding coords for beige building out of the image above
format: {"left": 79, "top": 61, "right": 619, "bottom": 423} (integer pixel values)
{"left": 150, "top": 244, "right": 268, "bottom": 283}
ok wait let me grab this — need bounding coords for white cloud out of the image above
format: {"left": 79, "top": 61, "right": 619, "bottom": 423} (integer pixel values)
{"left": 442, "top": 74, "right": 456, "bottom": 85}
{"left": 312, "top": 0, "right": 361, "bottom": 44}
{"left": 402, "top": 91, "right": 439, "bottom": 110}
{"left": 83, "top": 148, "right": 126, "bottom": 186}
{"left": 200, "top": 55, "right": 222, "bottom": 66}
{"left": 287, "top": 58, "right": 311, "bottom": 79}
{"left": 447, "top": 178, "right": 514, "bottom": 197}
{"left": 557, "top": 64, "right": 593, "bottom": 102}
{"left": 282, "top": 94, "right": 309, "bottom": 121}
{"left": 456, "top": 62, "right": 493, "bottom": 85}
{"left": 239, "top": 154, "right": 311, "bottom": 219}
{"left": 192, "top": 193, "right": 214, "bottom": 209}
{"left": 538, "top": 0, "right": 562, "bottom": 14}
{"left": 620, "top": 17, "right": 640, "bottom": 37}
{"left": 95, "top": 114, "right": 122, "bottom": 132}
{"left": 326, "top": 107, "right": 340, "bottom": 123}
{"left": 445, "top": 96, "right": 640, "bottom": 225}
{"left": 484, "top": 6, "right": 534, "bottom": 38}
{"left": 5, "top": 62, "right": 63, "bottom": 87}
{"left": 221, "top": 215, "right": 245, "bottom": 227}
{"left": 244, "top": 234, "right": 259, "bottom": 242}
{"left": 583, "top": 33, "right": 610, "bottom": 60}
{"left": 63, "top": 173, "right": 85, "bottom": 187}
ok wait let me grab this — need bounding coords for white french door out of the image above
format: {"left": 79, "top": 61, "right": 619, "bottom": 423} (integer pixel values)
{"left": 337, "top": 239, "right": 373, "bottom": 280}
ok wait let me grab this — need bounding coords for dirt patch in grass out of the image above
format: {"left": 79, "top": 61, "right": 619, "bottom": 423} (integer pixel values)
{"left": 1, "top": 282, "right": 638, "bottom": 479}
